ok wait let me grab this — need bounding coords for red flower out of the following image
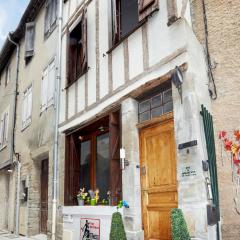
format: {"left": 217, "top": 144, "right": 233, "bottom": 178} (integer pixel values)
{"left": 219, "top": 131, "right": 227, "bottom": 140}
{"left": 233, "top": 156, "right": 240, "bottom": 166}
{"left": 224, "top": 139, "right": 232, "bottom": 151}
{"left": 234, "top": 130, "right": 240, "bottom": 141}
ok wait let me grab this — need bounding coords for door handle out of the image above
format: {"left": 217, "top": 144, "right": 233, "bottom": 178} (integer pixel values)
{"left": 141, "top": 166, "right": 146, "bottom": 176}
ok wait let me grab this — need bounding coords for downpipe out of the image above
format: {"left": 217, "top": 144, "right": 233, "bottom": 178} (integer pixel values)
{"left": 7, "top": 33, "right": 20, "bottom": 237}
{"left": 51, "top": 0, "right": 63, "bottom": 239}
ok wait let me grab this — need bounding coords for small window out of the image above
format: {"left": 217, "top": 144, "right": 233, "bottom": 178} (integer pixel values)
{"left": 138, "top": 87, "right": 173, "bottom": 123}
{"left": 112, "top": 0, "right": 158, "bottom": 45}
{"left": 41, "top": 59, "right": 56, "bottom": 112}
{"left": 67, "top": 10, "right": 88, "bottom": 86}
{"left": 25, "top": 22, "right": 35, "bottom": 59}
{"left": 45, "top": 0, "right": 58, "bottom": 37}
{"left": 22, "top": 86, "right": 33, "bottom": 129}
{"left": 0, "top": 108, "right": 9, "bottom": 149}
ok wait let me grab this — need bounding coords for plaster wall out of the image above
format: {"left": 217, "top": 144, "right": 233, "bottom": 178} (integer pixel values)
{"left": 59, "top": 0, "right": 192, "bottom": 128}
{"left": 191, "top": 0, "right": 240, "bottom": 239}
{"left": 13, "top": 3, "right": 58, "bottom": 237}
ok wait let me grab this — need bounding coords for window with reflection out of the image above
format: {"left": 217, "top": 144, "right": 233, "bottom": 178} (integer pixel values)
{"left": 64, "top": 113, "right": 122, "bottom": 206}
{"left": 138, "top": 83, "right": 173, "bottom": 123}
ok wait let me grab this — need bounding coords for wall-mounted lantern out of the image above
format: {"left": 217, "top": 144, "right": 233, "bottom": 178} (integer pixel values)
{"left": 120, "top": 148, "right": 129, "bottom": 170}
{"left": 172, "top": 66, "right": 183, "bottom": 103}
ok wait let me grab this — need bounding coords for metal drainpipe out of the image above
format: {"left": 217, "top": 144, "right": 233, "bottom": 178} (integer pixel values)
{"left": 52, "top": 0, "right": 63, "bottom": 239}
{"left": 7, "top": 33, "right": 21, "bottom": 237}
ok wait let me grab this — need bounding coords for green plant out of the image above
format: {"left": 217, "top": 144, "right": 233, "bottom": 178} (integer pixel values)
{"left": 171, "top": 208, "right": 191, "bottom": 240}
{"left": 110, "top": 212, "right": 127, "bottom": 240}
{"left": 77, "top": 188, "right": 88, "bottom": 200}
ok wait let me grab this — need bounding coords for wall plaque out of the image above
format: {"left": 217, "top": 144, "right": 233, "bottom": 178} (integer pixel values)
{"left": 181, "top": 165, "right": 197, "bottom": 178}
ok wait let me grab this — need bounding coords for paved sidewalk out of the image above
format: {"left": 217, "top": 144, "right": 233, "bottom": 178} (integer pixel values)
{"left": 0, "top": 231, "right": 47, "bottom": 240}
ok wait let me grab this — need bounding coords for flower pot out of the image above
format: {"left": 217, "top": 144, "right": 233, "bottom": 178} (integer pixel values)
{"left": 78, "top": 199, "right": 85, "bottom": 206}
{"left": 90, "top": 199, "right": 96, "bottom": 206}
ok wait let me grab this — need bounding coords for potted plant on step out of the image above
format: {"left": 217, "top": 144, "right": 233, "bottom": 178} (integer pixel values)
{"left": 77, "top": 188, "right": 88, "bottom": 206}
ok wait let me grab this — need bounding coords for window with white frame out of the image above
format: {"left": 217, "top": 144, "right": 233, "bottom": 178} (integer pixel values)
{"left": 41, "top": 59, "right": 55, "bottom": 112}
{"left": 22, "top": 86, "right": 32, "bottom": 129}
{"left": 45, "top": 0, "right": 58, "bottom": 36}
{"left": 0, "top": 108, "right": 9, "bottom": 149}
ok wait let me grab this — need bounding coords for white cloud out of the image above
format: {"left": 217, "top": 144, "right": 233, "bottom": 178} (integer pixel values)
{"left": 0, "top": 8, "right": 7, "bottom": 41}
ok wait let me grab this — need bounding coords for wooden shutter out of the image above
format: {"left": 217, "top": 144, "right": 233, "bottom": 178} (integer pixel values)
{"left": 41, "top": 69, "right": 48, "bottom": 111}
{"left": 27, "top": 87, "right": 32, "bottom": 124}
{"left": 167, "top": 0, "right": 178, "bottom": 26}
{"left": 81, "top": 9, "right": 88, "bottom": 74}
{"left": 111, "top": 0, "right": 119, "bottom": 45}
{"left": 64, "top": 134, "right": 81, "bottom": 206}
{"left": 139, "top": 0, "right": 159, "bottom": 22}
{"left": 25, "top": 22, "right": 35, "bottom": 58}
{"left": 109, "top": 111, "right": 122, "bottom": 205}
{"left": 22, "top": 92, "right": 27, "bottom": 128}
{"left": 4, "top": 110, "right": 9, "bottom": 143}
{"left": 47, "top": 59, "right": 55, "bottom": 105}
{"left": 45, "top": 1, "right": 51, "bottom": 34}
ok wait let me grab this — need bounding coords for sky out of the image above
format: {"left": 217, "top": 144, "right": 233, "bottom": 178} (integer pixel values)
{"left": 0, "top": 0, "right": 30, "bottom": 50}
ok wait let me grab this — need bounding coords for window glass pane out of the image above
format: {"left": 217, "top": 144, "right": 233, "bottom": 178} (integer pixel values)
{"left": 151, "top": 107, "right": 163, "bottom": 118}
{"left": 164, "top": 101, "right": 173, "bottom": 113}
{"left": 139, "top": 100, "right": 150, "bottom": 113}
{"left": 80, "top": 140, "right": 91, "bottom": 192}
{"left": 120, "top": 0, "right": 139, "bottom": 38}
{"left": 163, "top": 89, "right": 172, "bottom": 103}
{"left": 151, "top": 94, "right": 162, "bottom": 108}
{"left": 139, "top": 111, "right": 150, "bottom": 123}
{"left": 96, "top": 133, "right": 110, "bottom": 200}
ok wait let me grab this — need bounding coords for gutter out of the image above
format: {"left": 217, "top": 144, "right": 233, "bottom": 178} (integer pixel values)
{"left": 7, "top": 33, "right": 21, "bottom": 237}
{"left": 51, "top": 0, "right": 63, "bottom": 239}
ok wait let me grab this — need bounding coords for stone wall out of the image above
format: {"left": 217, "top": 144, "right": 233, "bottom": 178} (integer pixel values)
{"left": 191, "top": 0, "right": 240, "bottom": 239}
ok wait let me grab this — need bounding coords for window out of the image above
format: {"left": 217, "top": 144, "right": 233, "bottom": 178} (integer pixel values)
{"left": 25, "top": 22, "right": 35, "bottom": 59}
{"left": 0, "top": 108, "right": 9, "bottom": 149}
{"left": 64, "top": 112, "right": 122, "bottom": 206}
{"left": 41, "top": 59, "right": 56, "bottom": 112}
{"left": 67, "top": 10, "right": 88, "bottom": 86}
{"left": 5, "top": 65, "right": 10, "bottom": 86}
{"left": 45, "top": 0, "right": 58, "bottom": 36}
{"left": 22, "top": 86, "right": 32, "bottom": 129}
{"left": 112, "top": 0, "right": 158, "bottom": 45}
{"left": 138, "top": 84, "right": 173, "bottom": 123}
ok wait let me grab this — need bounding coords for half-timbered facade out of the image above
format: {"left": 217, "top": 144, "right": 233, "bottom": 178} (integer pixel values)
{"left": 59, "top": 0, "right": 219, "bottom": 239}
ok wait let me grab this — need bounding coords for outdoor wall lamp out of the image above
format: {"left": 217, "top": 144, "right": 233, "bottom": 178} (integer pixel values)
{"left": 172, "top": 66, "right": 183, "bottom": 103}
{"left": 120, "top": 148, "right": 129, "bottom": 170}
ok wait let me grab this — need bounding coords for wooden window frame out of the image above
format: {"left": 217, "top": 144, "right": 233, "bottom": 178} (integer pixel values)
{"left": 44, "top": 0, "right": 58, "bottom": 38}
{"left": 25, "top": 22, "right": 35, "bottom": 60}
{"left": 110, "top": 0, "right": 158, "bottom": 48}
{"left": 64, "top": 112, "right": 122, "bottom": 206}
{"left": 66, "top": 10, "right": 88, "bottom": 88}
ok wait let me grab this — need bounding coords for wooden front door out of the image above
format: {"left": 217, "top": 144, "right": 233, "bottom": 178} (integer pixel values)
{"left": 41, "top": 159, "right": 49, "bottom": 234}
{"left": 140, "top": 118, "right": 177, "bottom": 240}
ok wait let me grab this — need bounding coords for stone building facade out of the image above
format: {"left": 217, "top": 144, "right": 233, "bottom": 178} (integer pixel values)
{"left": 0, "top": 0, "right": 59, "bottom": 238}
{"left": 191, "top": 0, "right": 240, "bottom": 239}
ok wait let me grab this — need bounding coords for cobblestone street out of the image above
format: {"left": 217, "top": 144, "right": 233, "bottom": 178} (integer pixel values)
{"left": 0, "top": 231, "right": 46, "bottom": 240}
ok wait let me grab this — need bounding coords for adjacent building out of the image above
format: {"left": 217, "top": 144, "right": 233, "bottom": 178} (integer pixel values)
{"left": 0, "top": 0, "right": 59, "bottom": 238}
